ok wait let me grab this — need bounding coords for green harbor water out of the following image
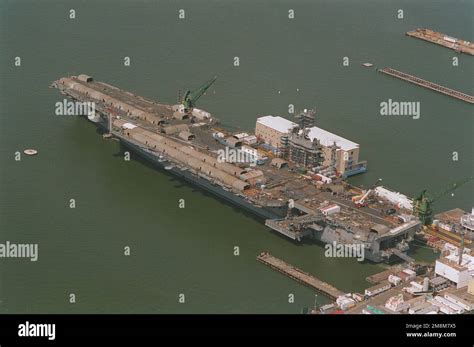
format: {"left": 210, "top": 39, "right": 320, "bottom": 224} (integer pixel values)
{"left": 0, "top": 0, "right": 472, "bottom": 313}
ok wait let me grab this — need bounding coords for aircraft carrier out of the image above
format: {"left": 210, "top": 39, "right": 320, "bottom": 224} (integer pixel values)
{"left": 51, "top": 74, "right": 423, "bottom": 263}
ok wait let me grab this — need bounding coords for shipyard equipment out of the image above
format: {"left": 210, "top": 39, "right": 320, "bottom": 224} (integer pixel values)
{"left": 413, "top": 177, "right": 473, "bottom": 225}
{"left": 181, "top": 77, "right": 217, "bottom": 112}
{"left": 353, "top": 178, "right": 382, "bottom": 208}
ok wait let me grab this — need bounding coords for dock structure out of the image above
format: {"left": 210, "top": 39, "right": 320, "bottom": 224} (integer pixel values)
{"left": 378, "top": 67, "right": 474, "bottom": 104}
{"left": 407, "top": 28, "right": 474, "bottom": 56}
{"left": 257, "top": 252, "right": 345, "bottom": 300}
{"left": 391, "top": 249, "right": 415, "bottom": 263}
{"left": 424, "top": 225, "right": 472, "bottom": 249}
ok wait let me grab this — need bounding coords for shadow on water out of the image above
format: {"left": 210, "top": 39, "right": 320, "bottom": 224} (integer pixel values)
{"left": 112, "top": 141, "right": 272, "bottom": 223}
{"left": 409, "top": 239, "right": 441, "bottom": 263}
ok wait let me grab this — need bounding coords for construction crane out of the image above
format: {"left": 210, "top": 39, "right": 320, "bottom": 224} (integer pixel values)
{"left": 413, "top": 176, "right": 473, "bottom": 226}
{"left": 181, "top": 76, "right": 217, "bottom": 112}
{"left": 353, "top": 178, "right": 382, "bottom": 208}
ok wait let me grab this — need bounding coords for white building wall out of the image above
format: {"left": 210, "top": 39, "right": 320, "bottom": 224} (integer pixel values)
{"left": 435, "top": 260, "right": 472, "bottom": 288}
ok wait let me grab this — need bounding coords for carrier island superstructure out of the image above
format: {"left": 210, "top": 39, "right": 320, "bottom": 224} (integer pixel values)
{"left": 51, "top": 74, "right": 425, "bottom": 263}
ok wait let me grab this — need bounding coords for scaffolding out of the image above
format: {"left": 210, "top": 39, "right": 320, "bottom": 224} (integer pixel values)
{"left": 288, "top": 128, "right": 324, "bottom": 168}
{"left": 280, "top": 134, "right": 289, "bottom": 159}
{"left": 295, "top": 108, "right": 316, "bottom": 129}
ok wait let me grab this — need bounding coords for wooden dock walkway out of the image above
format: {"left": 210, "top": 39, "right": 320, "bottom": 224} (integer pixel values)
{"left": 378, "top": 67, "right": 474, "bottom": 104}
{"left": 257, "top": 252, "right": 345, "bottom": 300}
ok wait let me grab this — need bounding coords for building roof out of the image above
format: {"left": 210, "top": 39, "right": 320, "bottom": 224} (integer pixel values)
{"left": 271, "top": 158, "right": 288, "bottom": 167}
{"left": 233, "top": 132, "right": 249, "bottom": 139}
{"left": 430, "top": 276, "right": 448, "bottom": 285}
{"left": 77, "top": 74, "right": 93, "bottom": 82}
{"left": 240, "top": 170, "right": 264, "bottom": 181}
{"left": 366, "top": 281, "right": 391, "bottom": 292}
{"left": 307, "top": 126, "right": 359, "bottom": 151}
{"left": 225, "top": 137, "right": 242, "bottom": 147}
{"left": 441, "top": 253, "right": 474, "bottom": 271}
{"left": 257, "top": 116, "right": 298, "bottom": 134}
{"left": 405, "top": 295, "right": 426, "bottom": 306}
{"left": 178, "top": 131, "right": 195, "bottom": 141}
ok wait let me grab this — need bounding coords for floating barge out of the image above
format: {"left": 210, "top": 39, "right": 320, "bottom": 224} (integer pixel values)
{"left": 407, "top": 28, "right": 474, "bottom": 56}
{"left": 257, "top": 252, "right": 345, "bottom": 300}
{"left": 378, "top": 67, "right": 474, "bottom": 104}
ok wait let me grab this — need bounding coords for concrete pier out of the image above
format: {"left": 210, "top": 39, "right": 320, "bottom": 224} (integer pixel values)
{"left": 378, "top": 67, "right": 474, "bottom": 104}
{"left": 257, "top": 252, "right": 345, "bottom": 300}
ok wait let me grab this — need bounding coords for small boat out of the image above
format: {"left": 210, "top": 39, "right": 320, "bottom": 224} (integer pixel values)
{"left": 23, "top": 149, "right": 38, "bottom": 156}
{"left": 362, "top": 63, "right": 374, "bottom": 67}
